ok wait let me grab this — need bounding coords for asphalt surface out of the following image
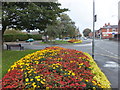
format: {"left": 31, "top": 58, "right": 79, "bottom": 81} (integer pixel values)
{"left": 4, "top": 39, "right": 119, "bottom": 88}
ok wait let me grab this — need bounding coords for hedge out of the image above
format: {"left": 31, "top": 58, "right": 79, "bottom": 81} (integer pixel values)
{"left": 3, "top": 34, "right": 42, "bottom": 42}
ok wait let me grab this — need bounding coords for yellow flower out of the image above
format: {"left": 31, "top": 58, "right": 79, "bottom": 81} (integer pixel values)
{"left": 60, "top": 69, "right": 63, "bottom": 71}
{"left": 46, "top": 87, "right": 49, "bottom": 90}
{"left": 37, "top": 79, "right": 40, "bottom": 81}
{"left": 53, "top": 67, "right": 56, "bottom": 69}
{"left": 33, "top": 85, "right": 37, "bottom": 88}
{"left": 79, "top": 63, "right": 83, "bottom": 65}
{"left": 32, "top": 82, "right": 36, "bottom": 86}
{"left": 25, "top": 78, "right": 29, "bottom": 82}
{"left": 35, "top": 76, "right": 40, "bottom": 79}
{"left": 43, "top": 79, "right": 46, "bottom": 81}
{"left": 72, "top": 72, "right": 75, "bottom": 76}
{"left": 30, "top": 79, "right": 34, "bottom": 81}
{"left": 41, "top": 81, "right": 45, "bottom": 84}
{"left": 93, "top": 87, "right": 96, "bottom": 90}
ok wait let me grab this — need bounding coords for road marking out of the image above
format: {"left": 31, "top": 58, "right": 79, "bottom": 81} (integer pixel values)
{"left": 73, "top": 42, "right": 92, "bottom": 46}
{"left": 103, "top": 61, "right": 119, "bottom": 68}
{"left": 96, "top": 46, "right": 118, "bottom": 57}
{"left": 95, "top": 53, "right": 118, "bottom": 59}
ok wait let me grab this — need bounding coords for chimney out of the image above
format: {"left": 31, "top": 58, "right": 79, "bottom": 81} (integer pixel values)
{"left": 103, "top": 23, "right": 107, "bottom": 27}
{"left": 108, "top": 23, "right": 110, "bottom": 26}
{"left": 105, "top": 23, "right": 107, "bottom": 26}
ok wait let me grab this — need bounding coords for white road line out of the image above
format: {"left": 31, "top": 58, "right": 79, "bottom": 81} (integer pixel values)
{"left": 95, "top": 53, "right": 118, "bottom": 59}
{"left": 96, "top": 46, "right": 118, "bottom": 57}
{"left": 73, "top": 42, "right": 92, "bottom": 46}
{"left": 103, "top": 61, "right": 119, "bottom": 68}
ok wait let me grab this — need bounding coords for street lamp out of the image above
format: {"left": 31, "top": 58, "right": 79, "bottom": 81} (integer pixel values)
{"left": 92, "top": 0, "right": 97, "bottom": 59}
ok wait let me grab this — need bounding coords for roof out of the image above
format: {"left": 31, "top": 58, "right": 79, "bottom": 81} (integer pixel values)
{"left": 102, "top": 25, "right": 118, "bottom": 29}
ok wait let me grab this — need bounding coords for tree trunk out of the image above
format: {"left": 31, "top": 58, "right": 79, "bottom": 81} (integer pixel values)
{"left": 2, "top": 26, "right": 6, "bottom": 50}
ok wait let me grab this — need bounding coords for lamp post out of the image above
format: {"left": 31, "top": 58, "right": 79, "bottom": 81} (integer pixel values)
{"left": 92, "top": 0, "right": 97, "bottom": 59}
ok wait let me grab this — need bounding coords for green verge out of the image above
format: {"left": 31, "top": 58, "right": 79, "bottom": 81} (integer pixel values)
{"left": 2, "top": 49, "right": 39, "bottom": 78}
{"left": 40, "top": 40, "right": 71, "bottom": 44}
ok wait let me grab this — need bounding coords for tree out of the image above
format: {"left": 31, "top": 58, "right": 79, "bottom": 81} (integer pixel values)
{"left": 57, "top": 13, "right": 77, "bottom": 39}
{"left": 46, "top": 25, "right": 58, "bottom": 40}
{"left": 83, "top": 28, "right": 91, "bottom": 37}
{"left": 2, "top": 2, "right": 68, "bottom": 36}
{"left": 45, "top": 13, "right": 80, "bottom": 40}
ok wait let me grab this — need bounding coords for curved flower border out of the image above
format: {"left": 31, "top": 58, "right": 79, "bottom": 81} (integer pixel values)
{"left": 1, "top": 46, "right": 111, "bottom": 89}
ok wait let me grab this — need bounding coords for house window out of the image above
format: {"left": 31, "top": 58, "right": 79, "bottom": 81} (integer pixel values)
{"left": 107, "top": 29, "right": 109, "bottom": 32}
{"left": 112, "top": 29, "right": 116, "bottom": 32}
{"left": 103, "top": 34, "right": 108, "bottom": 36}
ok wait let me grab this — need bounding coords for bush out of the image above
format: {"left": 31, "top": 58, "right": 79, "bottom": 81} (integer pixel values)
{"left": 30, "top": 34, "right": 42, "bottom": 40}
{"left": 3, "top": 34, "right": 42, "bottom": 42}
{"left": 4, "top": 29, "right": 25, "bottom": 35}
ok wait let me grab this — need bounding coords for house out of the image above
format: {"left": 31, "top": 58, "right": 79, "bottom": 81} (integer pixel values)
{"left": 88, "top": 23, "right": 118, "bottom": 39}
{"left": 99, "top": 23, "right": 118, "bottom": 39}
{"left": 88, "top": 30, "right": 100, "bottom": 38}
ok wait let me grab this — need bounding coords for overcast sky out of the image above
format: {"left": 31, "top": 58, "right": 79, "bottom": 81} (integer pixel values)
{"left": 58, "top": 0, "right": 119, "bottom": 33}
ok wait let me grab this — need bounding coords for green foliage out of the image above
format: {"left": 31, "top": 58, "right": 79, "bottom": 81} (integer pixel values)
{"left": 40, "top": 40, "right": 71, "bottom": 45}
{"left": 2, "top": 2, "right": 68, "bottom": 35}
{"left": 83, "top": 28, "right": 91, "bottom": 37}
{"left": 2, "top": 49, "right": 39, "bottom": 77}
{"left": 45, "top": 13, "right": 80, "bottom": 40}
{"left": 3, "top": 34, "right": 42, "bottom": 42}
{"left": 31, "top": 34, "right": 42, "bottom": 40}
{"left": 4, "top": 29, "right": 25, "bottom": 35}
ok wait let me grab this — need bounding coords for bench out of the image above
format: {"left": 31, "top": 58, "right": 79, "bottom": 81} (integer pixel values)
{"left": 6, "top": 44, "right": 24, "bottom": 50}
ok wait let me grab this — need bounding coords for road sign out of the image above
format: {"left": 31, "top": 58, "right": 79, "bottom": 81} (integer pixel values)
{"left": 112, "top": 33, "right": 115, "bottom": 35}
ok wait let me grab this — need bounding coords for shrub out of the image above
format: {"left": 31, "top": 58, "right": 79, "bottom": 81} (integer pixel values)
{"left": 1, "top": 47, "right": 111, "bottom": 89}
{"left": 30, "top": 34, "right": 42, "bottom": 40}
{"left": 3, "top": 34, "right": 42, "bottom": 42}
{"left": 4, "top": 29, "right": 25, "bottom": 35}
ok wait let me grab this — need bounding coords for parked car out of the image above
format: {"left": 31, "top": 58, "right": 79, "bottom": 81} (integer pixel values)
{"left": 26, "top": 38, "right": 34, "bottom": 42}
{"left": 64, "top": 37, "right": 70, "bottom": 39}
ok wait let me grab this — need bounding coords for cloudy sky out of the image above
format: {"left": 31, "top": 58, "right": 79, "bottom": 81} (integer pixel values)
{"left": 58, "top": 0, "right": 119, "bottom": 33}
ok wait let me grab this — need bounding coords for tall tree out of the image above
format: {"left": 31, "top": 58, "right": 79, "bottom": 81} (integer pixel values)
{"left": 83, "top": 28, "right": 91, "bottom": 37}
{"left": 58, "top": 13, "right": 77, "bottom": 39}
{"left": 2, "top": 2, "right": 68, "bottom": 35}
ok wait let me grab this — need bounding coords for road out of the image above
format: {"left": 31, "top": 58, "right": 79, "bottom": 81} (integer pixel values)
{"left": 4, "top": 39, "right": 119, "bottom": 88}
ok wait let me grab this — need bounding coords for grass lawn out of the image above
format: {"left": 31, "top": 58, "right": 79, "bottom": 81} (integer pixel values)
{"left": 40, "top": 40, "right": 71, "bottom": 44}
{"left": 2, "top": 49, "right": 39, "bottom": 78}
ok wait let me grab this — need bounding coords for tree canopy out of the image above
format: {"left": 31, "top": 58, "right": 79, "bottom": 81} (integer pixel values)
{"left": 46, "top": 13, "right": 80, "bottom": 40}
{"left": 83, "top": 28, "right": 91, "bottom": 37}
{"left": 2, "top": 2, "right": 68, "bottom": 35}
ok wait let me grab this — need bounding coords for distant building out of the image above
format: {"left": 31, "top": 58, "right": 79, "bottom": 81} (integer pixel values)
{"left": 99, "top": 23, "right": 118, "bottom": 39}
{"left": 89, "top": 23, "right": 118, "bottom": 39}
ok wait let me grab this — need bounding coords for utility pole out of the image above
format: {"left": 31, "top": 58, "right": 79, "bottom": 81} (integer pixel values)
{"left": 92, "top": 0, "right": 97, "bottom": 59}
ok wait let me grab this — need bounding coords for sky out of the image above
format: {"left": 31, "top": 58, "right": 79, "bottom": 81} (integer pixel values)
{"left": 58, "top": 0, "right": 119, "bottom": 33}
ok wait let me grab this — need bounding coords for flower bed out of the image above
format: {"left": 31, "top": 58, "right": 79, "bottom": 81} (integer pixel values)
{"left": 1, "top": 46, "right": 111, "bottom": 89}
{"left": 68, "top": 39, "right": 82, "bottom": 43}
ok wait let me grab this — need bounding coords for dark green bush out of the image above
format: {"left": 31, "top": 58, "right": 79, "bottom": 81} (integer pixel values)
{"left": 3, "top": 34, "right": 42, "bottom": 42}
{"left": 31, "top": 34, "right": 42, "bottom": 40}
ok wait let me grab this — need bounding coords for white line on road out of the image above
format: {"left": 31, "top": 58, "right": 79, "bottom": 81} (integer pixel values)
{"left": 73, "top": 42, "right": 92, "bottom": 46}
{"left": 96, "top": 46, "right": 118, "bottom": 57}
{"left": 94, "top": 53, "right": 118, "bottom": 59}
{"left": 103, "top": 61, "right": 119, "bottom": 68}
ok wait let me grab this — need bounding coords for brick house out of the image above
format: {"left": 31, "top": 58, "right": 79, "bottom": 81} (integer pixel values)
{"left": 99, "top": 23, "right": 118, "bottom": 39}
{"left": 88, "top": 23, "right": 118, "bottom": 39}
{"left": 88, "top": 30, "right": 100, "bottom": 38}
